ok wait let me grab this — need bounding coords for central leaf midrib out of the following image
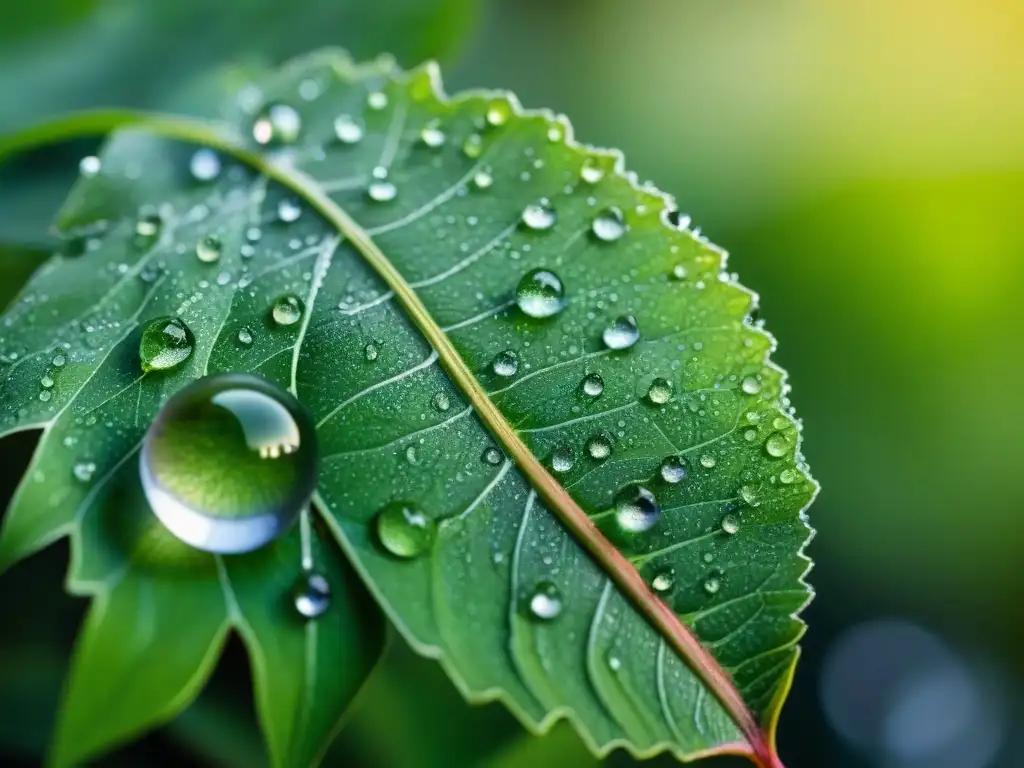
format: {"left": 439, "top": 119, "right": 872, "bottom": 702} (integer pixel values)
{"left": 0, "top": 108, "right": 773, "bottom": 766}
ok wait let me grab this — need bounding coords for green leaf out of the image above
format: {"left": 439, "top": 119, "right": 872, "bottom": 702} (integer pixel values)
{"left": 0, "top": 50, "right": 816, "bottom": 767}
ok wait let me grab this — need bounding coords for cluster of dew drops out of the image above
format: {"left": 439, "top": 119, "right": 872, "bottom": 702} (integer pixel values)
{"left": 7, "top": 76, "right": 807, "bottom": 631}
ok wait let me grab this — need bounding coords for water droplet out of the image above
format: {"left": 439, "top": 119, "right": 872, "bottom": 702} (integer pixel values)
{"left": 482, "top": 447, "right": 503, "bottom": 466}
{"left": 420, "top": 120, "right": 446, "bottom": 148}
{"left": 521, "top": 200, "right": 557, "bottom": 231}
{"left": 405, "top": 445, "right": 419, "bottom": 465}
{"left": 189, "top": 149, "right": 221, "bottom": 182}
{"left": 368, "top": 180, "right": 397, "bottom": 202}
{"left": 614, "top": 485, "right": 660, "bottom": 533}
{"left": 720, "top": 513, "right": 740, "bottom": 535}
{"left": 79, "top": 155, "right": 101, "bottom": 177}
{"left": 743, "top": 428, "right": 759, "bottom": 442}
{"left": 581, "top": 373, "right": 605, "bottom": 398}
{"left": 766, "top": 432, "right": 790, "bottom": 457}
{"left": 659, "top": 455, "right": 688, "bottom": 484}
{"left": 52, "top": 354, "right": 66, "bottom": 367}
{"left": 515, "top": 268, "right": 566, "bottom": 318}
{"left": 252, "top": 103, "right": 302, "bottom": 146}
{"left": 779, "top": 468, "right": 798, "bottom": 484}
{"left": 670, "top": 264, "right": 687, "bottom": 281}
{"left": 40, "top": 375, "right": 54, "bottom": 389}
{"left": 773, "top": 416, "right": 788, "bottom": 430}
{"left": 651, "top": 568, "right": 675, "bottom": 593}
{"left": 367, "top": 91, "right": 388, "bottom": 110}
{"left": 741, "top": 376, "right": 762, "bottom": 395}
{"left": 363, "top": 342, "right": 379, "bottom": 362}
{"left": 139, "top": 316, "right": 195, "bottom": 372}
{"left": 550, "top": 445, "right": 575, "bottom": 473}
{"left": 271, "top": 294, "right": 304, "bottom": 327}
{"left": 664, "top": 209, "right": 691, "bottom": 230}
{"left": 472, "top": 168, "right": 493, "bottom": 189}
{"left": 580, "top": 157, "right": 605, "bottom": 183}
{"left": 195, "top": 234, "right": 223, "bottom": 263}
{"left": 486, "top": 99, "right": 511, "bottom": 126}
{"left": 135, "top": 212, "right": 162, "bottom": 239}
{"left": 492, "top": 350, "right": 518, "bottom": 377}
{"left": 140, "top": 373, "right": 317, "bottom": 553}
{"left": 703, "top": 551, "right": 715, "bottom": 564}
{"left": 38, "top": 390, "right": 51, "bottom": 402}
{"left": 739, "top": 484, "right": 760, "bottom": 507}
{"left": 375, "top": 502, "right": 435, "bottom": 559}
{"left": 646, "top": 377, "right": 673, "bottom": 404}
{"left": 73, "top": 461, "right": 96, "bottom": 483}
{"left": 703, "top": 577, "right": 721, "bottom": 595}
{"left": 462, "top": 134, "right": 483, "bottom": 158}
{"left": 278, "top": 198, "right": 302, "bottom": 223}
{"left": 591, "top": 207, "right": 626, "bottom": 242}
{"left": 528, "top": 581, "right": 563, "bottom": 621}
{"left": 586, "top": 432, "right": 613, "bottom": 461}
{"left": 237, "top": 328, "right": 253, "bottom": 346}
{"left": 334, "top": 115, "right": 364, "bottom": 144}
{"left": 602, "top": 315, "right": 640, "bottom": 350}
{"left": 432, "top": 391, "right": 450, "bottom": 412}
{"left": 699, "top": 454, "right": 717, "bottom": 469}
{"left": 292, "top": 570, "right": 331, "bottom": 619}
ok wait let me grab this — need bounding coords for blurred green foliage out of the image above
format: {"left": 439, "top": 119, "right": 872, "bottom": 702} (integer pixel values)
{"left": 1, "top": 0, "right": 1021, "bottom": 766}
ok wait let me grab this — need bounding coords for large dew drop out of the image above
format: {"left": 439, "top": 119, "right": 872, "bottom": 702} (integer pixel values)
{"left": 591, "top": 207, "right": 626, "bottom": 242}
{"left": 271, "top": 294, "right": 304, "bottom": 326}
{"left": 139, "top": 316, "right": 195, "bottom": 372}
{"left": 521, "top": 200, "right": 557, "bottom": 231}
{"left": 613, "top": 485, "right": 660, "bottom": 534}
{"left": 140, "top": 373, "right": 317, "bottom": 554}
{"left": 515, "top": 268, "right": 566, "bottom": 318}
{"left": 375, "top": 502, "right": 436, "bottom": 559}
{"left": 602, "top": 315, "right": 640, "bottom": 350}
{"left": 492, "top": 349, "right": 519, "bottom": 378}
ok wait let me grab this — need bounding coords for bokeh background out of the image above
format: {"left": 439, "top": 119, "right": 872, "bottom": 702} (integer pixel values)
{"left": 1, "top": 1, "right": 1021, "bottom": 766}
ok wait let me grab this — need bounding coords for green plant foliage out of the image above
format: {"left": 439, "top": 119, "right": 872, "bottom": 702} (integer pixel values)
{"left": 0, "top": 49, "right": 816, "bottom": 767}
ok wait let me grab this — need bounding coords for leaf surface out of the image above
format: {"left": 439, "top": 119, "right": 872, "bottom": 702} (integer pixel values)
{"left": 0, "top": 50, "right": 816, "bottom": 766}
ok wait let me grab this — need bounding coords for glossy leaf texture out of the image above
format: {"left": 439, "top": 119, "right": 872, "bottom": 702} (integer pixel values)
{"left": 0, "top": 50, "right": 817, "bottom": 766}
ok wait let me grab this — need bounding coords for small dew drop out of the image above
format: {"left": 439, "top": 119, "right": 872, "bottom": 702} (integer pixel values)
{"left": 581, "top": 372, "right": 605, "bottom": 398}
{"left": 646, "top": 377, "right": 673, "bottom": 405}
{"left": 189, "top": 149, "right": 221, "bottom": 182}
{"left": 73, "top": 461, "right": 96, "bottom": 483}
{"left": 52, "top": 354, "right": 67, "bottom": 368}
{"left": 591, "top": 207, "right": 626, "bottom": 242}
{"left": 486, "top": 99, "right": 511, "bottom": 127}
{"left": 670, "top": 264, "right": 688, "bottom": 281}
{"left": 40, "top": 375, "right": 54, "bottom": 389}
{"left": 528, "top": 581, "right": 563, "bottom": 621}
{"left": 135, "top": 212, "right": 162, "bottom": 239}
{"left": 462, "top": 134, "right": 483, "bottom": 158}
{"left": 420, "top": 120, "right": 446, "bottom": 148}
{"left": 139, "top": 316, "right": 195, "bottom": 372}
{"left": 38, "top": 390, "right": 52, "bottom": 402}
{"left": 663, "top": 209, "right": 691, "bottom": 231}
{"left": 608, "top": 655, "right": 622, "bottom": 671}
{"left": 368, "top": 180, "right": 398, "bottom": 202}
{"left": 252, "top": 103, "right": 302, "bottom": 146}
{"left": 613, "top": 485, "right": 660, "bottom": 534}
{"left": 278, "top": 198, "right": 302, "bottom": 223}
{"left": 766, "top": 432, "right": 790, "bottom": 458}
{"left": 580, "top": 157, "right": 605, "bottom": 184}
{"left": 741, "top": 376, "right": 762, "bottom": 395}
{"left": 492, "top": 349, "right": 519, "bottom": 377}
{"left": 699, "top": 454, "right": 717, "bottom": 469}
{"left": 779, "top": 468, "right": 799, "bottom": 484}
{"left": 739, "top": 484, "right": 761, "bottom": 507}
{"left": 334, "top": 115, "right": 364, "bottom": 144}
{"left": 521, "top": 200, "right": 557, "bottom": 231}
{"left": 375, "top": 502, "right": 435, "bottom": 559}
{"left": 237, "top": 328, "right": 253, "bottom": 346}
{"left": 472, "top": 168, "right": 493, "bottom": 189}
{"left": 703, "top": 577, "right": 721, "bottom": 595}
{"left": 550, "top": 445, "right": 575, "bottom": 474}
{"left": 720, "top": 513, "right": 740, "bottom": 535}
{"left": 195, "top": 234, "right": 223, "bottom": 263}
{"left": 659, "top": 455, "right": 688, "bottom": 484}
{"left": 292, "top": 571, "right": 331, "bottom": 619}
{"left": 79, "top": 155, "right": 101, "bottom": 177}
{"left": 602, "top": 315, "right": 640, "bottom": 350}
{"left": 432, "top": 391, "right": 451, "bottom": 412}
{"left": 271, "top": 294, "right": 304, "bottom": 327}
{"left": 651, "top": 568, "right": 675, "bottom": 593}
{"left": 363, "top": 342, "right": 380, "bottom": 362}
{"left": 515, "top": 268, "right": 566, "bottom": 318}
{"left": 367, "top": 91, "right": 388, "bottom": 110}
{"left": 482, "top": 447, "right": 503, "bottom": 466}
{"left": 586, "top": 432, "right": 613, "bottom": 461}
